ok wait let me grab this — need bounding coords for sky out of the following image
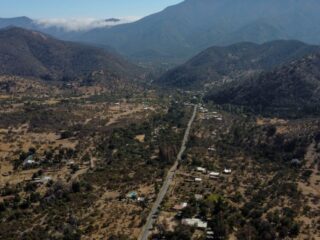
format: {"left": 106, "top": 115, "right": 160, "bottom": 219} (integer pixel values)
{"left": 0, "top": 0, "right": 184, "bottom": 19}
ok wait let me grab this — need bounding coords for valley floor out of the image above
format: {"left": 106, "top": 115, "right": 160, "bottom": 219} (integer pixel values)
{"left": 0, "top": 79, "right": 319, "bottom": 240}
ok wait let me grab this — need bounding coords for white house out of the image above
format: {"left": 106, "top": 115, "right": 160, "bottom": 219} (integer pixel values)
{"left": 42, "top": 176, "right": 52, "bottom": 182}
{"left": 173, "top": 202, "right": 188, "bottom": 210}
{"left": 195, "top": 178, "right": 202, "bottom": 182}
{"left": 182, "top": 218, "right": 208, "bottom": 229}
{"left": 195, "top": 194, "right": 203, "bottom": 201}
{"left": 209, "top": 172, "right": 220, "bottom": 178}
{"left": 23, "top": 159, "right": 36, "bottom": 166}
{"left": 137, "top": 197, "right": 146, "bottom": 202}
{"left": 196, "top": 167, "right": 206, "bottom": 173}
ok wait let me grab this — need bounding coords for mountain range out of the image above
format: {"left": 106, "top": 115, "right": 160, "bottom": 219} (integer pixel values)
{"left": 1, "top": 1, "right": 320, "bottom": 118}
{"left": 2, "top": 0, "right": 320, "bottom": 63}
{"left": 0, "top": 27, "right": 141, "bottom": 82}
{"left": 78, "top": 0, "right": 320, "bottom": 62}
{"left": 156, "top": 40, "right": 320, "bottom": 89}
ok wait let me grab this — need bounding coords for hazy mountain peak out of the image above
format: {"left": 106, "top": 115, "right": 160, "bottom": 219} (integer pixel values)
{"left": 78, "top": 0, "right": 320, "bottom": 62}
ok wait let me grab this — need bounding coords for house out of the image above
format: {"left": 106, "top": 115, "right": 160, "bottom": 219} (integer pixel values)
{"left": 208, "top": 147, "right": 216, "bottom": 152}
{"left": 200, "top": 107, "right": 208, "bottom": 113}
{"left": 32, "top": 176, "right": 52, "bottom": 184}
{"left": 23, "top": 155, "right": 37, "bottom": 167}
{"left": 173, "top": 202, "right": 188, "bottom": 211}
{"left": 195, "top": 194, "right": 203, "bottom": 201}
{"left": 67, "top": 160, "right": 75, "bottom": 166}
{"left": 137, "top": 197, "right": 146, "bottom": 202}
{"left": 207, "top": 230, "right": 214, "bottom": 236}
{"left": 182, "top": 218, "right": 208, "bottom": 229}
{"left": 196, "top": 167, "right": 207, "bottom": 173}
{"left": 195, "top": 178, "right": 202, "bottom": 182}
{"left": 206, "top": 229, "right": 214, "bottom": 239}
{"left": 32, "top": 177, "right": 42, "bottom": 183}
{"left": 23, "top": 159, "right": 36, "bottom": 166}
{"left": 127, "top": 191, "right": 138, "bottom": 200}
{"left": 223, "top": 168, "right": 232, "bottom": 174}
{"left": 42, "top": 176, "right": 52, "bottom": 182}
{"left": 209, "top": 172, "right": 220, "bottom": 179}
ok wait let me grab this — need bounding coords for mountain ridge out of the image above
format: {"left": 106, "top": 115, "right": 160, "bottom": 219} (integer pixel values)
{"left": 78, "top": 0, "right": 320, "bottom": 62}
{"left": 156, "top": 40, "right": 320, "bottom": 89}
{"left": 0, "top": 27, "right": 141, "bottom": 82}
{"left": 205, "top": 52, "right": 320, "bottom": 117}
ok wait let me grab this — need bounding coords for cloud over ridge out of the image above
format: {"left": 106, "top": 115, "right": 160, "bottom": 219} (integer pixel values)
{"left": 35, "top": 16, "right": 140, "bottom": 31}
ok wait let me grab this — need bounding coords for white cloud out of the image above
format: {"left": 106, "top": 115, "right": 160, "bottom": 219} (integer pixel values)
{"left": 34, "top": 16, "right": 141, "bottom": 32}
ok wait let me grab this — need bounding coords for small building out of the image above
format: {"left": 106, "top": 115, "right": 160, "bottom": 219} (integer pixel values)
{"left": 67, "top": 160, "right": 75, "bottom": 166}
{"left": 23, "top": 159, "right": 36, "bottom": 166}
{"left": 196, "top": 167, "right": 207, "bottom": 173}
{"left": 137, "top": 197, "right": 146, "bottom": 202}
{"left": 195, "top": 194, "right": 204, "bottom": 201}
{"left": 42, "top": 176, "right": 52, "bottom": 182}
{"left": 207, "top": 230, "right": 214, "bottom": 236}
{"left": 127, "top": 191, "right": 138, "bottom": 200}
{"left": 182, "top": 218, "right": 208, "bottom": 229}
{"left": 223, "top": 168, "right": 232, "bottom": 174}
{"left": 23, "top": 155, "right": 37, "bottom": 167}
{"left": 195, "top": 178, "right": 202, "bottom": 182}
{"left": 32, "top": 176, "right": 52, "bottom": 184}
{"left": 209, "top": 172, "right": 220, "bottom": 179}
{"left": 173, "top": 202, "right": 188, "bottom": 211}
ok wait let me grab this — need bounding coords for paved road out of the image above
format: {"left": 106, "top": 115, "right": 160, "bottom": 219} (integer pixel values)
{"left": 138, "top": 104, "right": 198, "bottom": 240}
